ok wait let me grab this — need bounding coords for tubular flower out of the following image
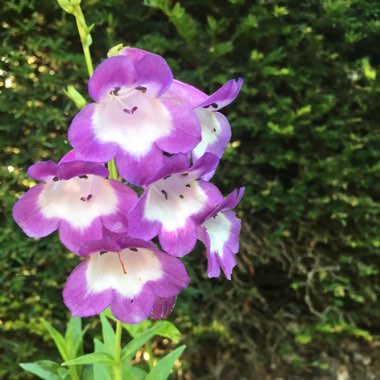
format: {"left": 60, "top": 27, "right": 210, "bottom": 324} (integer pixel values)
{"left": 198, "top": 187, "right": 245, "bottom": 280}
{"left": 63, "top": 237, "right": 190, "bottom": 324}
{"left": 68, "top": 49, "right": 201, "bottom": 186}
{"left": 12, "top": 160, "right": 137, "bottom": 253}
{"left": 128, "top": 152, "right": 223, "bottom": 257}
{"left": 163, "top": 78, "right": 243, "bottom": 180}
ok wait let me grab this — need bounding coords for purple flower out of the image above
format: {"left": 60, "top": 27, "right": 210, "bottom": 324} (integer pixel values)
{"left": 164, "top": 78, "right": 243, "bottom": 180}
{"left": 128, "top": 153, "right": 224, "bottom": 257}
{"left": 12, "top": 160, "right": 137, "bottom": 253}
{"left": 198, "top": 187, "right": 244, "bottom": 280}
{"left": 68, "top": 48, "right": 202, "bottom": 185}
{"left": 63, "top": 237, "right": 190, "bottom": 323}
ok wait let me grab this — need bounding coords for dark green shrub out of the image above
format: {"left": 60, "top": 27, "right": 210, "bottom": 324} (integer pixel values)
{"left": 1, "top": 0, "right": 379, "bottom": 378}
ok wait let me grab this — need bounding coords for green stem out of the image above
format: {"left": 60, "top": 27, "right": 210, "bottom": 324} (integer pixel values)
{"left": 73, "top": 5, "right": 94, "bottom": 77}
{"left": 114, "top": 320, "right": 123, "bottom": 380}
{"left": 68, "top": 366, "right": 80, "bottom": 380}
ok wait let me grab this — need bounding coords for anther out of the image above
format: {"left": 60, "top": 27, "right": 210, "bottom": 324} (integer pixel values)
{"left": 129, "top": 248, "right": 138, "bottom": 252}
{"left": 164, "top": 175, "right": 171, "bottom": 180}
{"left": 203, "top": 102, "right": 218, "bottom": 109}
{"left": 100, "top": 251, "right": 107, "bottom": 255}
{"left": 79, "top": 175, "right": 88, "bottom": 179}
{"left": 53, "top": 176, "right": 59, "bottom": 182}
{"left": 161, "top": 190, "right": 168, "bottom": 200}
{"left": 123, "top": 106, "right": 138, "bottom": 114}
{"left": 87, "top": 194, "right": 92, "bottom": 201}
{"left": 213, "top": 128, "right": 216, "bottom": 132}
{"left": 186, "top": 184, "right": 191, "bottom": 188}
{"left": 110, "top": 86, "right": 121, "bottom": 96}
{"left": 179, "top": 194, "right": 184, "bottom": 199}
{"left": 80, "top": 197, "right": 86, "bottom": 202}
{"left": 181, "top": 173, "right": 189, "bottom": 177}
{"left": 135, "top": 86, "right": 147, "bottom": 93}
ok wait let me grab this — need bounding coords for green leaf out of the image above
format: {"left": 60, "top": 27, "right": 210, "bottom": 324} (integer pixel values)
{"left": 121, "top": 324, "right": 162, "bottom": 362}
{"left": 64, "top": 85, "right": 87, "bottom": 109}
{"left": 145, "top": 345, "right": 186, "bottom": 380}
{"left": 62, "top": 352, "right": 114, "bottom": 366}
{"left": 154, "top": 321, "right": 182, "bottom": 344}
{"left": 43, "top": 320, "right": 69, "bottom": 362}
{"left": 100, "top": 313, "right": 116, "bottom": 355}
{"left": 20, "top": 360, "right": 65, "bottom": 380}
{"left": 107, "top": 43, "right": 124, "bottom": 57}
{"left": 93, "top": 339, "right": 113, "bottom": 380}
{"left": 122, "top": 364, "right": 147, "bottom": 380}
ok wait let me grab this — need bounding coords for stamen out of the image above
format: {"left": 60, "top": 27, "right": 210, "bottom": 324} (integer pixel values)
{"left": 161, "top": 190, "right": 168, "bottom": 200}
{"left": 203, "top": 102, "right": 218, "bottom": 109}
{"left": 80, "top": 194, "right": 93, "bottom": 202}
{"left": 79, "top": 175, "right": 88, "bottom": 179}
{"left": 179, "top": 194, "right": 184, "bottom": 199}
{"left": 213, "top": 128, "right": 216, "bottom": 132}
{"left": 117, "top": 252, "right": 127, "bottom": 274}
{"left": 100, "top": 251, "right": 107, "bottom": 255}
{"left": 135, "top": 86, "right": 147, "bottom": 93}
{"left": 53, "top": 176, "right": 59, "bottom": 182}
{"left": 181, "top": 173, "right": 189, "bottom": 177}
{"left": 123, "top": 106, "right": 138, "bottom": 114}
{"left": 186, "top": 184, "right": 191, "bottom": 188}
{"left": 163, "top": 175, "right": 171, "bottom": 180}
{"left": 110, "top": 86, "right": 121, "bottom": 96}
{"left": 129, "top": 248, "right": 138, "bottom": 252}
{"left": 213, "top": 213, "right": 218, "bottom": 219}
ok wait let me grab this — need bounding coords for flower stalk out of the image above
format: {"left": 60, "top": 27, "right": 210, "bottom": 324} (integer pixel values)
{"left": 114, "top": 320, "right": 123, "bottom": 380}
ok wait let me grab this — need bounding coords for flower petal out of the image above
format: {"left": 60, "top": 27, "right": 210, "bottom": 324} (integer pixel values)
{"left": 150, "top": 296, "right": 177, "bottom": 320}
{"left": 157, "top": 93, "right": 202, "bottom": 154}
{"left": 58, "top": 161, "right": 108, "bottom": 180}
{"left": 119, "top": 47, "right": 149, "bottom": 63}
{"left": 148, "top": 251, "right": 190, "bottom": 296}
{"left": 59, "top": 219, "right": 104, "bottom": 254}
{"left": 196, "top": 78, "right": 243, "bottom": 111}
{"left": 127, "top": 192, "right": 161, "bottom": 241}
{"left": 134, "top": 53, "right": 173, "bottom": 97}
{"left": 192, "top": 112, "right": 232, "bottom": 166}
{"left": 159, "top": 219, "right": 198, "bottom": 256}
{"left": 191, "top": 152, "right": 220, "bottom": 178}
{"left": 115, "top": 144, "right": 165, "bottom": 186}
{"left": 78, "top": 237, "right": 121, "bottom": 257}
{"left": 13, "top": 184, "right": 59, "bottom": 237}
{"left": 111, "top": 288, "right": 155, "bottom": 324}
{"left": 89, "top": 56, "right": 137, "bottom": 102}
{"left": 27, "top": 161, "right": 58, "bottom": 182}
{"left": 63, "top": 260, "right": 114, "bottom": 317}
{"left": 148, "top": 153, "right": 189, "bottom": 184}
{"left": 68, "top": 103, "right": 119, "bottom": 163}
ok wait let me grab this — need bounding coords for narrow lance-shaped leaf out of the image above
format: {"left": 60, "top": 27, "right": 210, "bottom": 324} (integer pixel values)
{"left": 20, "top": 360, "right": 66, "bottom": 380}
{"left": 43, "top": 320, "right": 69, "bottom": 362}
{"left": 121, "top": 324, "right": 163, "bottom": 362}
{"left": 145, "top": 345, "right": 186, "bottom": 380}
{"left": 62, "top": 352, "right": 114, "bottom": 366}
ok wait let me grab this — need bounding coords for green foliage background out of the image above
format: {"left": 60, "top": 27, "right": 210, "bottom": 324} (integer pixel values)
{"left": 1, "top": 0, "right": 379, "bottom": 378}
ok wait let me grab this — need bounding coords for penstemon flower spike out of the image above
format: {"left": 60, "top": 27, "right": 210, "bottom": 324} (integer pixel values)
{"left": 15, "top": 1, "right": 244, "bottom": 378}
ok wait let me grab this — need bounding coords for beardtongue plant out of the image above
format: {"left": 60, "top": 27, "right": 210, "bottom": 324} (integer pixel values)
{"left": 14, "top": 1, "right": 244, "bottom": 379}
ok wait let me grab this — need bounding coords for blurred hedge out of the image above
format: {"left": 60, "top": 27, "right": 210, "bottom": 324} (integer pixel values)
{"left": 1, "top": 0, "right": 380, "bottom": 379}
